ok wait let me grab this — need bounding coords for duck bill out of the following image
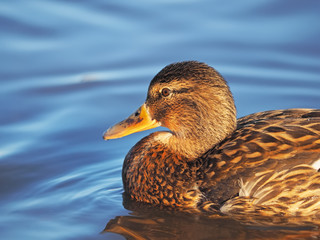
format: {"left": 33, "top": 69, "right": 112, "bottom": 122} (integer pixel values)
{"left": 103, "top": 103, "right": 160, "bottom": 140}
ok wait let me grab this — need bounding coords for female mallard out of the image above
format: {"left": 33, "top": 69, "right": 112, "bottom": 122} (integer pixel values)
{"left": 103, "top": 61, "right": 320, "bottom": 218}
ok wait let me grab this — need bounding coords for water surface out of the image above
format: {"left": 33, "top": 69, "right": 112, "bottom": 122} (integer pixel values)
{"left": 1, "top": 0, "right": 320, "bottom": 239}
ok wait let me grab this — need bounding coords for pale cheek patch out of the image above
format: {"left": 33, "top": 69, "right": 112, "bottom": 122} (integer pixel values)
{"left": 154, "top": 131, "right": 173, "bottom": 143}
{"left": 311, "top": 159, "right": 320, "bottom": 171}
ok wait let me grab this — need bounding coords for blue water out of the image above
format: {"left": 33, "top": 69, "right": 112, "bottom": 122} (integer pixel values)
{"left": 1, "top": 0, "right": 320, "bottom": 239}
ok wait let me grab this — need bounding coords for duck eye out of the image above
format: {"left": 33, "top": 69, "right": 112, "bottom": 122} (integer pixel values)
{"left": 161, "top": 88, "right": 171, "bottom": 97}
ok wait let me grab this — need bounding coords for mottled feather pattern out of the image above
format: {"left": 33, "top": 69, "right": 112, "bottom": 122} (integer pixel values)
{"left": 200, "top": 109, "right": 320, "bottom": 216}
{"left": 123, "top": 132, "right": 203, "bottom": 210}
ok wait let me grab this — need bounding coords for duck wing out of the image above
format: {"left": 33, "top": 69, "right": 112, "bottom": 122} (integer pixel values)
{"left": 197, "top": 109, "right": 320, "bottom": 216}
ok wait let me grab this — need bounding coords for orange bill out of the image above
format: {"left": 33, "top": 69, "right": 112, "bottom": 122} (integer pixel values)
{"left": 103, "top": 103, "right": 161, "bottom": 140}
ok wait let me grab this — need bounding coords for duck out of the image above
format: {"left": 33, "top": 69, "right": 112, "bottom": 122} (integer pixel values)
{"left": 103, "top": 61, "right": 320, "bottom": 219}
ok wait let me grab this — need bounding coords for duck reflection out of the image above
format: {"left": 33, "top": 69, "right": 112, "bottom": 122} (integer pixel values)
{"left": 103, "top": 194, "right": 320, "bottom": 240}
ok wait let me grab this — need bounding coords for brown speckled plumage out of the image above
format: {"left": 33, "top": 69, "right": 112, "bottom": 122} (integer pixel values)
{"left": 104, "top": 61, "right": 320, "bottom": 220}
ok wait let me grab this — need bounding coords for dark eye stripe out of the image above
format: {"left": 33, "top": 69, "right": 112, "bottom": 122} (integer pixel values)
{"left": 159, "top": 87, "right": 192, "bottom": 97}
{"left": 173, "top": 88, "right": 191, "bottom": 94}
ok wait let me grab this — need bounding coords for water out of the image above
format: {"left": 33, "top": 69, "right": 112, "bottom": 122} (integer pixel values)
{"left": 1, "top": 0, "right": 320, "bottom": 239}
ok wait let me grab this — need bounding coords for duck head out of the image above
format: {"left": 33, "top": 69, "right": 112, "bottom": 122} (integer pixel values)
{"left": 104, "top": 61, "right": 236, "bottom": 159}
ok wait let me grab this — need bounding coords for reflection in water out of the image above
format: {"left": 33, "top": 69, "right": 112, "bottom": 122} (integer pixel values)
{"left": 103, "top": 195, "right": 320, "bottom": 240}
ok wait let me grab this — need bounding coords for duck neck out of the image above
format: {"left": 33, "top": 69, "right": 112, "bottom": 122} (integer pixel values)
{"left": 167, "top": 110, "right": 237, "bottom": 160}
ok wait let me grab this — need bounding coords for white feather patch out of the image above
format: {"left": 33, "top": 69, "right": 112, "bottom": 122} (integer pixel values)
{"left": 311, "top": 159, "right": 320, "bottom": 171}
{"left": 153, "top": 131, "right": 172, "bottom": 143}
